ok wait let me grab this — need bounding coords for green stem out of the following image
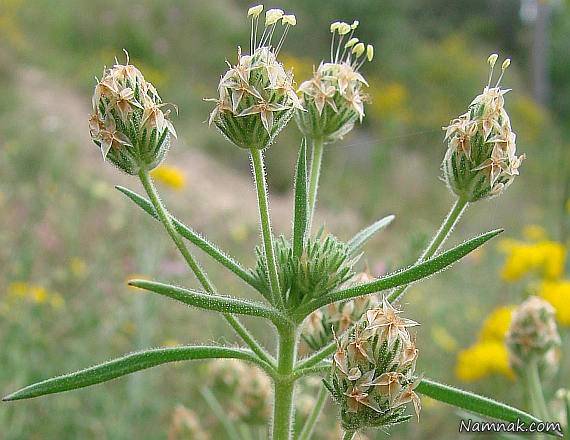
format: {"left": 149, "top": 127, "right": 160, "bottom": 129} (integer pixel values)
{"left": 525, "top": 359, "right": 550, "bottom": 423}
{"left": 388, "top": 196, "right": 468, "bottom": 303}
{"left": 342, "top": 430, "right": 355, "bottom": 440}
{"left": 272, "top": 325, "right": 298, "bottom": 440}
{"left": 138, "top": 169, "right": 275, "bottom": 367}
{"left": 298, "top": 382, "right": 328, "bottom": 440}
{"left": 250, "top": 149, "right": 283, "bottom": 309}
{"left": 307, "top": 138, "right": 324, "bottom": 235}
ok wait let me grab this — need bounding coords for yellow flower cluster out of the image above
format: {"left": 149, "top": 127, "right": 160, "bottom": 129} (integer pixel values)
{"left": 499, "top": 237, "right": 565, "bottom": 282}
{"left": 150, "top": 165, "right": 186, "bottom": 190}
{"left": 538, "top": 281, "right": 570, "bottom": 326}
{"left": 4, "top": 282, "right": 64, "bottom": 310}
{"left": 455, "top": 306, "right": 515, "bottom": 382}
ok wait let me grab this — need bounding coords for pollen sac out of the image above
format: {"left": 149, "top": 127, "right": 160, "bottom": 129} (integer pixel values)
{"left": 325, "top": 299, "right": 421, "bottom": 432}
{"left": 506, "top": 296, "right": 561, "bottom": 376}
{"left": 209, "top": 46, "right": 301, "bottom": 150}
{"left": 302, "top": 273, "right": 380, "bottom": 352}
{"left": 89, "top": 57, "right": 176, "bottom": 174}
{"left": 295, "top": 21, "right": 370, "bottom": 144}
{"left": 442, "top": 57, "right": 525, "bottom": 202}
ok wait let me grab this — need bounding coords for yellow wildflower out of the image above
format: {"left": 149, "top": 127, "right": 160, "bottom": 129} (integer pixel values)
{"left": 6, "top": 282, "right": 64, "bottom": 309}
{"left": 69, "top": 257, "right": 87, "bottom": 278}
{"left": 151, "top": 165, "right": 186, "bottom": 190}
{"left": 431, "top": 325, "right": 458, "bottom": 352}
{"left": 30, "top": 286, "right": 48, "bottom": 303}
{"left": 479, "top": 306, "right": 513, "bottom": 342}
{"left": 499, "top": 239, "right": 565, "bottom": 282}
{"left": 522, "top": 224, "right": 547, "bottom": 241}
{"left": 455, "top": 341, "right": 514, "bottom": 382}
{"left": 538, "top": 280, "right": 570, "bottom": 326}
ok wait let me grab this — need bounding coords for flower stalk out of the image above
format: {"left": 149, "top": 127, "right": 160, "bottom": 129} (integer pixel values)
{"left": 307, "top": 138, "right": 324, "bottom": 235}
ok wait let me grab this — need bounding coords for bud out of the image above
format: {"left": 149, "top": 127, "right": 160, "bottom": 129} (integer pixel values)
{"left": 207, "top": 7, "right": 301, "bottom": 150}
{"left": 506, "top": 296, "right": 561, "bottom": 375}
{"left": 89, "top": 52, "right": 176, "bottom": 175}
{"left": 295, "top": 20, "right": 370, "bottom": 144}
{"left": 301, "top": 272, "right": 380, "bottom": 351}
{"left": 325, "top": 299, "right": 421, "bottom": 432}
{"left": 442, "top": 55, "right": 525, "bottom": 201}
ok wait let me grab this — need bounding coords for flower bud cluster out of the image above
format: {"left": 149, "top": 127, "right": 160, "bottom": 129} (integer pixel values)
{"left": 89, "top": 52, "right": 176, "bottom": 174}
{"left": 208, "top": 359, "right": 272, "bottom": 424}
{"left": 250, "top": 230, "right": 360, "bottom": 310}
{"left": 302, "top": 273, "right": 379, "bottom": 351}
{"left": 506, "top": 296, "right": 561, "bottom": 375}
{"left": 208, "top": 5, "right": 302, "bottom": 150}
{"left": 442, "top": 55, "right": 525, "bottom": 201}
{"left": 295, "top": 20, "right": 372, "bottom": 143}
{"left": 326, "top": 298, "right": 421, "bottom": 431}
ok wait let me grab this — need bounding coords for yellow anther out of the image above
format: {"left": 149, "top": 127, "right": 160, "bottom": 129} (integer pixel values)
{"left": 247, "top": 5, "right": 263, "bottom": 18}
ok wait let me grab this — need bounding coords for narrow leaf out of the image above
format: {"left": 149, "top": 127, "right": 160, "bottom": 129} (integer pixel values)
{"left": 292, "top": 140, "right": 308, "bottom": 259}
{"left": 416, "top": 378, "right": 562, "bottom": 437}
{"left": 129, "top": 279, "right": 283, "bottom": 321}
{"left": 116, "top": 186, "right": 262, "bottom": 292}
{"left": 347, "top": 214, "right": 395, "bottom": 255}
{"left": 3, "top": 346, "right": 265, "bottom": 401}
{"left": 294, "top": 229, "right": 503, "bottom": 318}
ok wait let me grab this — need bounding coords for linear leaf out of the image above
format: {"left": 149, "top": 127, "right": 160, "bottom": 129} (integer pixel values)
{"left": 292, "top": 140, "right": 308, "bottom": 259}
{"left": 294, "top": 229, "right": 503, "bottom": 318}
{"left": 3, "top": 346, "right": 267, "bottom": 401}
{"left": 129, "top": 279, "right": 283, "bottom": 322}
{"left": 416, "top": 378, "right": 562, "bottom": 437}
{"left": 116, "top": 186, "right": 262, "bottom": 292}
{"left": 347, "top": 214, "right": 395, "bottom": 255}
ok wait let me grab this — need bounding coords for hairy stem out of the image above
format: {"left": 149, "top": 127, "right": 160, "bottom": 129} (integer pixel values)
{"left": 298, "top": 382, "right": 328, "bottom": 440}
{"left": 272, "top": 325, "right": 298, "bottom": 440}
{"left": 307, "top": 138, "right": 324, "bottom": 235}
{"left": 388, "top": 196, "right": 468, "bottom": 303}
{"left": 250, "top": 148, "right": 283, "bottom": 309}
{"left": 525, "top": 359, "right": 550, "bottom": 423}
{"left": 138, "top": 169, "right": 275, "bottom": 367}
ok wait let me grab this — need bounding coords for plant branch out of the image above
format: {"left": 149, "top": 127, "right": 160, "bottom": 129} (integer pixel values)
{"left": 138, "top": 170, "right": 275, "bottom": 367}
{"left": 307, "top": 138, "right": 324, "bottom": 235}
{"left": 3, "top": 346, "right": 273, "bottom": 401}
{"left": 294, "top": 229, "right": 502, "bottom": 318}
{"left": 250, "top": 148, "right": 283, "bottom": 309}
{"left": 298, "top": 382, "right": 328, "bottom": 440}
{"left": 389, "top": 196, "right": 468, "bottom": 304}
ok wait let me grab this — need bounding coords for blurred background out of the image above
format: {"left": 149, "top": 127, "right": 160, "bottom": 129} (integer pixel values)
{"left": 1, "top": 0, "right": 569, "bottom": 438}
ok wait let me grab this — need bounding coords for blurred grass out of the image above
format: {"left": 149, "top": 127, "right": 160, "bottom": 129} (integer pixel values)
{"left": 1, "top": 0, "right": 569, "bottom": 438}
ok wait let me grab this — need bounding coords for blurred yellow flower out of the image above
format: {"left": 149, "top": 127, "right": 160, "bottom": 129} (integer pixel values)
{"left": 522, "top": 224, "right": 548, "bottom": 242}
{"left": 151, "top": 165, "right": 186, "bottom": 190}
{"left": 455, "top": 341, "right": 514, "bottom": 382}
{"left": 431, "top": 325, "right": 458, "bottom": 352}
{"left": 5, "top": 282, "right": 64, "bottom": 309}
{"left": 369, "top": 81, "right": 410, "bottom": 121}
{"left": 280, "top": 53, "right": 313, "bottom": 84}
{"left": 538, "top": 280, "right": 570, "bottom": 326}
{"left": 499, "top": 238, "right": 565, "bottom": 282}
{"left": 479, "top": 306, "right": 513, "bottom": 342}
{"left": 511, "top": 95, "right": 547, "bottom": 143}
{"left": 69, "top": 257, "right": 87, "bottom": 278}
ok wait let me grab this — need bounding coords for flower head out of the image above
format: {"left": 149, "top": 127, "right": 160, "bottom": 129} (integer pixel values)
{"left": 295, "top": 20, "right": 372, "bottom": 143}
{"left": 325, "top": 299, "right": 421, "bottom": 432}
{"left": 89, "top": 51, "right": 176, "bottom": 174}
{"left": 442, "top": 54, "right": 525, "bottom": 201}
{"left": 506, "top": 296, "right": 561, "bottom": 376}
{"left": 207, "top": 6, "right": 300, "bottom": 150}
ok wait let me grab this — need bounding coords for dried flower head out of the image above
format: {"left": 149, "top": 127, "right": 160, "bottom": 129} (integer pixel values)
{"left": 442, "top": 54, "right": 525, "bottom": 201}
{"left": 295, "top": 20, "right": 371, "bottom": 143}
{"left": 302, "top": 272, "right": 380, "bottom": 351}
{"left": 89, "top": 51, "right": 176, "bottom": 174}
{"left": 207, "top": 6, "right": 301, "bottom": 150}
{"left": 325, "top": 298, "right": 421, "bottom": 432}
{"left": 506, "top": 296, "right": 561, "bottom": 375}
